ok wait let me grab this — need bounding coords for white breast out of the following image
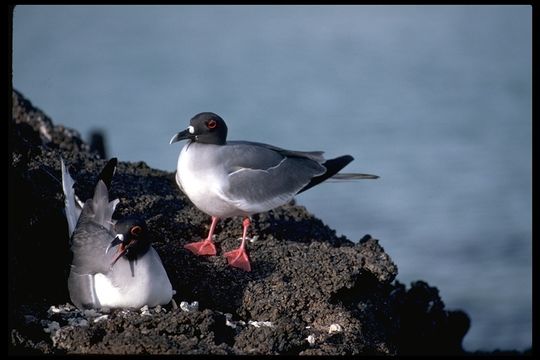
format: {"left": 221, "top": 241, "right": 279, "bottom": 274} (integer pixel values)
{"left": 94, "top": 248, "right": 173, "bottom": 309}
{"left": 177, "top": 142, "right": 246, "bottom": 218}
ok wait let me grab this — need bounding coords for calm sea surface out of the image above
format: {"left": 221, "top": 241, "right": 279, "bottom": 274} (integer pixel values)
{"left": 12, "top": 5, "right": 532, "bottom": 351}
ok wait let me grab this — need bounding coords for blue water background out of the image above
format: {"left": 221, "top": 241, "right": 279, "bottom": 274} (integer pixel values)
{"left": 12, "top": 5, "right": 532, "bottom": 351}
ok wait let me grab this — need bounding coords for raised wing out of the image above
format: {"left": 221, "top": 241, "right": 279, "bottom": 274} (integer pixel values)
{"left": 61, "top": 158, "right": 83, "bottom": 237}
{"left": 70, "top": 199, "right": 117, "bottom": 275}
{"left": 70, "top": 180, "right": 119, "bottom": 275}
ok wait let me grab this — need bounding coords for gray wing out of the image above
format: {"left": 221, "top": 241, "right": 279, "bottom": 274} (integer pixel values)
{"left": 67, "top": 271, "right": 101, "bottom": 310}
{"left": 70, "top": 180, "right": 119, "bottom": 274}
{"left": 89, "top": 180, "right": 118, "bottom": 232}
{"left": 61, "top": 159, "right": 118, "bottom": 237}
{"left": 70, "top": 201, "right": 116, "bottom": 275}
{"left": 61, "top": 158, "right": 83, "bottom": 238}
{"left": 228, "top": 140, "right": 326, "bottom": 162}
{"left": 70, "top": 180, "right": 119, "bottom": 275}
{"left": 218, "top": 142, "right": 326, "bottom": 213}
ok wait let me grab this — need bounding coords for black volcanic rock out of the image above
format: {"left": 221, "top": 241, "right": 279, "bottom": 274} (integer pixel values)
{"left": 9, "top": 89, "right": 472, "bottom": 355}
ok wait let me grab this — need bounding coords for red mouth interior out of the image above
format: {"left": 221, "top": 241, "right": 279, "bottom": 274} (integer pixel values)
{"left": 110, "top": 240, "right": 135, "bottom": 267}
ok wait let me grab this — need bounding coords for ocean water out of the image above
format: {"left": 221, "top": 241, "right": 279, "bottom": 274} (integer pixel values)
{"left": 12, "top": 5, "right": 532, "bottom": 351}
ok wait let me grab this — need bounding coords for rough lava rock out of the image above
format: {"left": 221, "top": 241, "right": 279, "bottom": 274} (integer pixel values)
{"left": 9, "top": 89, "right": 474, "bottom": 355}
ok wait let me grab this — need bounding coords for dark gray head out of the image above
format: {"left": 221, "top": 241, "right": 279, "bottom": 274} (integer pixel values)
{"left": 169, "top": 112, "right": 228, "bottom": 146}
{"left": 108, "top": 217, "right": 151, "bottom": 267}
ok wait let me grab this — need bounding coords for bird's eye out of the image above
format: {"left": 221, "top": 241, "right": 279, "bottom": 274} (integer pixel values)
{"left": 130, "top": 226, "right": 143, "bottom": 236}
{"left": 207, "top": 119, "right": 217, "bottom": 129}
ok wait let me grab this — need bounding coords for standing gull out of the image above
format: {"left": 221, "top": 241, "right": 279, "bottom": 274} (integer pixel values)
{"left": 62, "top": 158, "right": 173, "bottom": 310}
{"left": 170, "top": 112, "right": 378, "bottom": 272}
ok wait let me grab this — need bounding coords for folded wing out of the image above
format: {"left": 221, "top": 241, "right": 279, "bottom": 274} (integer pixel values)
{"left": 219, "top": 142, "right": 326, "bottom": 213}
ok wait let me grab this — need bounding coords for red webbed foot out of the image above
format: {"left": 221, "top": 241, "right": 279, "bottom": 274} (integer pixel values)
{"left": 224, "top": 247, "right": 251, "bottom": 272}
{"left": 184, "top": 239, "right": 217, "bottom": 256}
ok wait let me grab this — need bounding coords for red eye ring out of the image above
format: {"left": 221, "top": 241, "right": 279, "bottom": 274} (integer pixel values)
{"left": 207, "top": 119, "right": 217, "bottom": 129}
{"left": 130, "top": 226, "right": 143, "bottom": 236}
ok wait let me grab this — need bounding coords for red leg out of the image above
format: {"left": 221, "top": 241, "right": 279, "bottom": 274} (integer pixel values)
{"left": 184, "top": 216, "right": 219, "bottom": 256}
{"left": 224, "top": 217, "right": 252, "bottom": 272}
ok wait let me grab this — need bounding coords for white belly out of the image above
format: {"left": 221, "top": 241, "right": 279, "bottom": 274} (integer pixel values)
{"left": 94, "top": 248, "right": 173, "bottom": 309}
{"left": 177, "top": 143, "right": 247, "bottom": 218}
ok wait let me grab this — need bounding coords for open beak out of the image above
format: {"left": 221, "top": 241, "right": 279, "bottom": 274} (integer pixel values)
{"left": 106, "top": 234, "right": 123, "bottom": 254}
{"left": 169, "top": 128, "right": 194, "bottom": 144}
{"left": 108, "top": 234, "right": 135, "bottom": 268}
{"left": 110, "top": 246, "right": 126, "bottom": 268}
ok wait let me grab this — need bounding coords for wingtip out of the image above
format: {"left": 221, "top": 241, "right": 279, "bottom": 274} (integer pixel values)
{"left": 345, "top": 154, "right": 354, "bottom": 164}
{"left": 334, "top": 154, "right": 354, "bottom": 166}
{"left": 98, "top": 158, "right": 118, "bottom": 189}
{"left": 61, "top": 157, "right": 80, "bottom": 237}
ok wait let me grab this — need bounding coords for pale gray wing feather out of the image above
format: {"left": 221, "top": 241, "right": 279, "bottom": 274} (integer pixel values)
{"left": 61, "top": 158, "right": 82, "bottom": 238}
{"left": 228, "top": 140, "right": 325, "bottom": 163}
{"left": 222, "top": 141, "right": 289, "bottom": 171}
{"left": 219, "top": 143, "right": 326, "bottom": 212}
{"left": 67, "top": 271, "right": 101, "bottom": 309}
{"left": 70, "top": 180, "right": 119, "bottom": 275}
{"left": 91, "top": 180, "right": 119, "bottom": 231}
{"left": 61, "top": 160, "right": 118, "bottom": 236}
{"left": 70, "top": 201, "right": 116, "bottom": 275}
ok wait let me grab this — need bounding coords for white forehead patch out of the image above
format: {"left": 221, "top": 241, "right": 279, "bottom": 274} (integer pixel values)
{"left": 188, "top": 126, "right": 195, "bottom": 134}
{"left": 116, "top": 234, "right": 125, "bottom": 241}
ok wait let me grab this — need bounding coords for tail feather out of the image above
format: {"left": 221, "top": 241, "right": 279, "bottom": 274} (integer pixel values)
{"left": 328, "top": 173, "right": 379, "bottom": 181}
{"left": 297, "top": 155, "right": 355, "bottom": 194}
